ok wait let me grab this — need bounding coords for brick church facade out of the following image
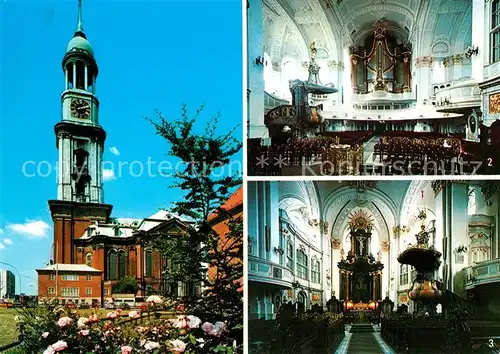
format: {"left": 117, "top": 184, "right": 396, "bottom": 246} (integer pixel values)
{"left": 36, "top": 1, "right": 195, "bottom": 305}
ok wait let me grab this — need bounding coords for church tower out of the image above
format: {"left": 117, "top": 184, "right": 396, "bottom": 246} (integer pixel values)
{"left": 49, "top": 0, "right": 112, "bottom": 264}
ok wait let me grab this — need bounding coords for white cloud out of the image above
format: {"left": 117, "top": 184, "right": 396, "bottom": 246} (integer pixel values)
{"left": 7, "top": 220, "right": 50, "bottom": 238}
{"left": 0, "top": 228, "right": 3, "bottom": 235}
{"left": 109, "top": 146, "right": 120, "bottom": 156}
{"left": 0, "top": 244, "right": 5, "bottom": 250}
{"left": 2, "top": 238, "right": 13, "bottom": 246}
{"left": 103, "top": 169, "right": 116, "bottom": 181}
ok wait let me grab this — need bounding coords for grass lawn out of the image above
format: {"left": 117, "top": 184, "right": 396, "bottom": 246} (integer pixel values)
{"left": 0, "top": 308, "right": 20, "bottom": 347}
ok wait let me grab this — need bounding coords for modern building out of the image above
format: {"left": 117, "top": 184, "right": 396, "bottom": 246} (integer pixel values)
{"left": 247, "top": 0, "right": 500, "bottom": 175}
{"left": 0, "top": 270, "right": 16, "bottom": 299}
{"left": 36, "top": 1, "right": 198, "bottom": 305}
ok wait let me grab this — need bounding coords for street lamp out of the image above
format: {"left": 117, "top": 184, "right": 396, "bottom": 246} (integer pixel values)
{"left": 0, "top": 261, "right": 22, "bottom": 296}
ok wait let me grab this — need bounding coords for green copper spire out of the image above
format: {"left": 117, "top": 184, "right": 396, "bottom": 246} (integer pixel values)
{"left": 75, "top": 0, "right": 86, "bottom": 38}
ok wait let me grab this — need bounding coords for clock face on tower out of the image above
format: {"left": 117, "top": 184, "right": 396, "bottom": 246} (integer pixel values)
{"left": 70, "top": 99, "right": 91, "bottom": 119}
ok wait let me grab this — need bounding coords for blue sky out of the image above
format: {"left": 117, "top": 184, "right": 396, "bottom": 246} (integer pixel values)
{"left": 0, "top": 0, "right": 243, "bottom": 295}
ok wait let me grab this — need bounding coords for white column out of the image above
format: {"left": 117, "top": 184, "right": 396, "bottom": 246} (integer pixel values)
{"left": 267, "top": 182, "right": 280, "bottom": 265}
{"left": 414, "top": 57, "right": 432, "bottom": 106}
{"left": 247, "top": 0, "right": 268, "bottom": 139}
{"left": 452, "top": 57, "right": 464, "bottom": 80}
{"left": 472, "top": 0, "right": 485, "bottom": 83}
{"left": 72, "top": 62, "right": 77, "bottom": 89}
{"left": 84, "top": 65, "right": 88, "bottom": 91}
{"left": 65, "top": 68, "right": 68, "bottom": 90}
{"left": 450, "top": 183, "right": 469, "bottom": 296}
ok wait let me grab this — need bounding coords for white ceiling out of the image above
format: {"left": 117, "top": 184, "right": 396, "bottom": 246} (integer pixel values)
{"left": 263, "top": 0, "right": 472, "bottom": 62}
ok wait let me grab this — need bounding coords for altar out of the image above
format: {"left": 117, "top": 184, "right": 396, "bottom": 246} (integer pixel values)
{"left": 337, "top": 210, "right": 384, "bottom": 319}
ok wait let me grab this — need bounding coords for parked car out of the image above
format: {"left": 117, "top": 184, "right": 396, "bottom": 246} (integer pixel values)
{"left": 0, "top": 299, "right": 13, "bottom": 308}
{"left": 104, "top": 302, "right": 115, "bottom": 309}
{"left": 65, "top": 302, "right": 77, "bottom": 309}
{"left": 79, "top": 303, "right": 90, "bottom": 309}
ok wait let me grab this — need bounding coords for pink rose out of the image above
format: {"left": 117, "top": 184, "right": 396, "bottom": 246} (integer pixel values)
{"left": 170, "top": 339, "right": 187, "bottom": 353}
{"left": 187, "top": 315, "right": 201, "bottom": 329}
{"left": 201, "top": 321, "right": 214, "bottom": 333}
{"left": 176, "top": 315, "right": 188, "bottom": 328}
{"left": 121, "top": 346, "right": 133, "bottom": 354}
{"left": 212, "top": 321, "right": 226, "bottom": 336}
{"left": 128, "top": 310, "right": 140, "bottom": 318}
{"left": 51, "top": 340, "right": 68, "bottom": 351}
{"left": 79, "top": 329, "right": 90, "bottom": 336}
{"left": 77, "top": 317, "right": 89, "bottom": 328}
{"left": 43, "top": 346, "right": 55, "bottom": 354}
{"left": 41, "top": 332, "right": 49, "bottom": 339}
{"left": 88, "top": 314, "right": 99, "bottom": 323}
{"left": 106, "top": 311, "right": 118, "bottom": 319}
{"left": 57, "top": 316, "right": 73, "bottom": 328}
{"left": 144, "top": 341, "right": 160, "bottom": 350}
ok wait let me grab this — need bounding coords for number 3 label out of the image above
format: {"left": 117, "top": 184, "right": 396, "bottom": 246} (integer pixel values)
{"left": 487, "top": 338, "right": 494, "bottom": 348}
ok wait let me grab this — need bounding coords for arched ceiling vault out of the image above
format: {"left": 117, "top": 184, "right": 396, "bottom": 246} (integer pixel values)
{"left": 266, "top": 0, "right": 472, "bottom": 62}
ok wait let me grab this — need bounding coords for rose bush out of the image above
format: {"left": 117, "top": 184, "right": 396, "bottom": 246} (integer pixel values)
{"left": 17, "top": 300, "right": 238, "bottom": 354}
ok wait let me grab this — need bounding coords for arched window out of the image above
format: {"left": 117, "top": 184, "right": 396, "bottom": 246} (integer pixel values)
{"left": 286, "top": 243, "right": 294, "bottom": 270}
{"left": 145, "top": 250, "right": 153, "bottom": 277}
{"left": 118, "top": 251, "right": 127, "bottom": 278}
{"left": 311, "top": 260, "right": 320, "bottom": 283}
{"left": 296, "top": 249, "right": 308, "bottom": 280}
{"left": 263, "top": 52, "right": 274, "bottom": 92}
{"left": 108, "top": 251, "right": 117, "bottom": 280}
{"left": 468, "top": 189, "right": 477, "bottom": 215}
{"left": 85, "top": 253, "right": 92, "bottom": 267}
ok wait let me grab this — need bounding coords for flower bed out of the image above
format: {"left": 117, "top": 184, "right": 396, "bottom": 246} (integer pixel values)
{"left": 17, "top": 296, "right": 237, "bottom": 354}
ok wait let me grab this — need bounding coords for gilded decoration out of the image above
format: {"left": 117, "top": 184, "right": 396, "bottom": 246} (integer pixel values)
{"left": 489, "top": 92, "right": 500, "bottom": 113}
{"left": 415, "top": 56, "right": 433, "bottom": 68}
{"left": 452, "top": 54, "right": 464, "bottom": 65}
{"left": 380, "top": 240, "right": 390, "bottom": 252}
{"left": 431, "top": 180, "right": 446, "bottom": 196}
{"left": 331, "top": 238, "right": 341, "bottom": 249}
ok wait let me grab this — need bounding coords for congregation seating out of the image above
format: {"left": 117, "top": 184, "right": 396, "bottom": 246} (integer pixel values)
{"left": 249, "top": 136, "right": 363, "bottom": 176}
{"left": 248, "top": 304, "right": 344, "bottom": 354}
{"left": 323, "top": 131, "right": 373, "bottom": 146}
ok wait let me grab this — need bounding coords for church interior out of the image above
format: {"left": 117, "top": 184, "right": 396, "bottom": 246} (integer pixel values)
{"left": 248, "top": 180, "right": 500, "bottom": 353}
{"left": 247, "top": 0, "right": 500, "bottom": 175}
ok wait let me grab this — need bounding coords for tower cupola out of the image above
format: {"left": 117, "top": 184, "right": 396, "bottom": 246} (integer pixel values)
{"left": 62, "top": 0, "right": 98, "bottom": 92}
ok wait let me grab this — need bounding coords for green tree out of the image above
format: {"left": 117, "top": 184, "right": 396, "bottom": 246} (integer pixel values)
{"left": 111, "top": 276, "right": 139, "bottom": 294}
{"left": 142, "top": 104, "right": 242, "bottom": 345}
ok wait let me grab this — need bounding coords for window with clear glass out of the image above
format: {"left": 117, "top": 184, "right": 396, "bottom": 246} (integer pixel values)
{"left": 311, "top": 260, "right": 320, "bottom": 283}
{"left": 297, "top": 249, "right": 308, "bottom": 280}
{"left": 286, "top": 243, "right": 294, "bottom": 270}
{"left": 62, "top": 274, "right": 79, "bottom": 281}
{"left": 400, "top": 264, "right": 408, "bottom": 285}
{"left": 492, "top": 0, "right": 500, "bottom": 62}
{"left": 85, "top": 288, "right": 92, "bottom": 295}
{"left": 61, "top": 288, "right": 79, "bottom": 297}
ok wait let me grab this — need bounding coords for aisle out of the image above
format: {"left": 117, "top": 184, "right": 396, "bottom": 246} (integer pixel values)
{"left": 334, "top": 324, "right": 396, "bottom": 354}
{"left": 362, "top": 135, "right": 382, "bottom": 165}
{"left": 347, "top": 333, "right": 383, "bottom": 354}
